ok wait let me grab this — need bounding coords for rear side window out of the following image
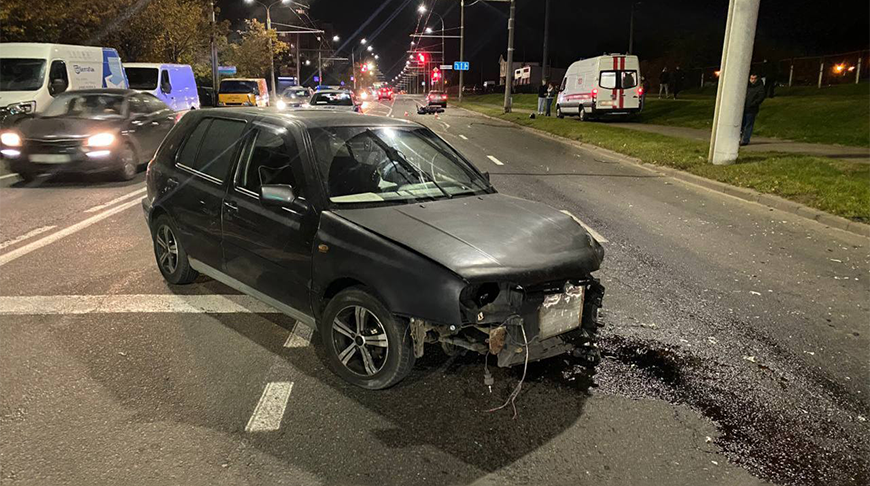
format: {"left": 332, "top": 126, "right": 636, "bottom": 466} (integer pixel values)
{"left": 599, "top": 70, "right": 638, "bottom": 89}
{"left": 176, "top": 119, "right": 211, "bottom": 170}
{"left": 191, "top": 119, "right": 247, "bottom": 181}
{"left": 599, "top": 72, "right": 617, "bottom": 89}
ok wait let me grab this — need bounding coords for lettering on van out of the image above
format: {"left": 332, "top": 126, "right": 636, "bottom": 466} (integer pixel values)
{"left": 73, "top": 65, "right": 96, "bottom": 75}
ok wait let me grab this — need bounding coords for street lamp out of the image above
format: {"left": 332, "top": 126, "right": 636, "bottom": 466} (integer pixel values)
{"left": 332, "top": 35, "right": 340, "bottom": 42}
{"left": 244, "top": 0, "right": 292, "bottom": 99}
{"left": 418, "top": 4, "right": 445, "bottom": 90}
{"left": 367, "top": 45, "right": 374, "bottom": 52}
{"left": 361, "top": 38, "right": 367, "bottom": 45}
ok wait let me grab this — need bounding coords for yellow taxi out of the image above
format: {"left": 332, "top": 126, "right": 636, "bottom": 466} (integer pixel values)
{"left": 217, "top": 78, "right": 270, "bottom": 107}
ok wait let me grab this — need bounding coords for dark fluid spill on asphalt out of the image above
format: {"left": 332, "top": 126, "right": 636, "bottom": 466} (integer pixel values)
{"left": 597, "top": 335, "right": 870, "bottom": 486}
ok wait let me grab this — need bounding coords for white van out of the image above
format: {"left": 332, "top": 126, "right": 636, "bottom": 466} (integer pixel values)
{"left": 0, "top": 43, "right": 128, "bottom": 125}
{"left": 124, "top": 63, "right": 200, "bottom": 112}
{"left": 556, "top": 54, "right": 643, "bottom": 120}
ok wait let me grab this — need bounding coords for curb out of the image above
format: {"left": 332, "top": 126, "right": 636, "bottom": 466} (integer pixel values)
{"left": 457, "top": 106, "right": 870, "bottom": 239}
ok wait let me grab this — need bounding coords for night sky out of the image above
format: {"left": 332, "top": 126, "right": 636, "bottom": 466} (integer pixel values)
{"left": 218, "top": 0, "right": 870, "bottom": 83}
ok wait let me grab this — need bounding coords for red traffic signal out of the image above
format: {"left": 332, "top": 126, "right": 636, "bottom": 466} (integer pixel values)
{"left": 417, "top": 53, "right": 426, "bottom": 63}
{"left": 432, "top": 67, "right": 441, "bottom": 80}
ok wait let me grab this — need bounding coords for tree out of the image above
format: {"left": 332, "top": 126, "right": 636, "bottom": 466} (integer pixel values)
{"left": 0, "top": 0, "right": 131, "bottom": 44}
{"left": 225, "top": 19, "right": 289, "bottom": 79}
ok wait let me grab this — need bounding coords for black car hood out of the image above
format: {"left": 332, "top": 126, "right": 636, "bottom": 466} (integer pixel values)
{"left": 18, "top": 117, "right": 122, "bottom": 140}
{"left": 333, "top": 194, "right": 604, "bottom": 285}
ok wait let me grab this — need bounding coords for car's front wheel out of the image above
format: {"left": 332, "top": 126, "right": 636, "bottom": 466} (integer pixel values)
{"left": 116, "top": 143, "right": 138, "bottom": 181}
{"left": 319, "top": 288, "right": 415, "bottom": 389}
{"left": 151, "top": 214, "right": 199, "bottom": 285}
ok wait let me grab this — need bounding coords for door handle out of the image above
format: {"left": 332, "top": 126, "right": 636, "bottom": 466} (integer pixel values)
{"left": 223, "top": 200, "right": 238, "bottom": 212}
{"left": 166, "top": 177, "right": 179, "bottom": 188}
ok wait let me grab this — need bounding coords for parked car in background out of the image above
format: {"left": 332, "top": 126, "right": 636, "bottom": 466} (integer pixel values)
{"left": 197, "top": 87, "right": 216, "bottom": 108}
{"left": 309, "top": 89, "right": 360, "bottom": 112}
{"left": 218, "top": 78, "right": 269, "bottom": 107}
{"left": 124, "top": 63, "right": 200, "bottom": 112}
{"left": 0, "top": 89, "right": 175, "bottom": 181}
{"left": 142, "top": 109, "right": 605, "bottom": 389}
{"left": 0, "top": 43, "right": 128, "bottom": 126}
{"left": 277, "top": 86, "right": 312, "bottom": 110}
{"left": 427, "top": 91, "right": 448, "bottom": 107}
{"left": 556, "top": 54, "right": 642, "bottom": 120}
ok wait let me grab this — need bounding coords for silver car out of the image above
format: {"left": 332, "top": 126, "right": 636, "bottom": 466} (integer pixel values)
{"left": 308, "top": 89, "right": 361, "bottom": 113}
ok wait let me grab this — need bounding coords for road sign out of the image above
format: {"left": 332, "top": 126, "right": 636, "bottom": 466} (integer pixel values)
{"left": 453, "top": 61, "right": 470, "bottom": 71}
{"left": 440, "top": 64, "right": 453, "bottom": 70}
{"left": 218, "top": 66, "right": 237, "bottom": 75}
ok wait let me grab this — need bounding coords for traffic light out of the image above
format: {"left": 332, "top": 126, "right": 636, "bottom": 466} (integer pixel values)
{"left": 432, "top": 67, "right": 441, "bottom": 81}
{"left": 417, "top": 53, "right": 426, "bottom": 64}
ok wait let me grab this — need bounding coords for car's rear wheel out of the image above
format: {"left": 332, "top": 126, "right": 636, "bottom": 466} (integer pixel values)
{"left": 116, "top": 143, "right": 138, "bottom": 181}
{"left": 151, "top": 214, "right": 198, "bottom": 285}
{"left": 319, "top": 288, "right": 414, "bottom": 389}
{"left": 579, "top": 106, "right": 588, "bottom": 121}
{"left": 556, "top": 105, "right": 564, "bottom": 119}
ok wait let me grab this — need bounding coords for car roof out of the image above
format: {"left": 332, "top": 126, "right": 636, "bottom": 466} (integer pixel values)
{"left": 202, "top": 108, "right": 423, "bottom": 130}
{"left": 58, "top": 88, "right": 136, "bottom": 96}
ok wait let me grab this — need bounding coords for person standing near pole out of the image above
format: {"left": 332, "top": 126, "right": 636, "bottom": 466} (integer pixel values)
{"left": 659, "top": 66, "right": 670, "bottom": 98}
{"left": 545, "top": 81, "right": 556, "bottom": 116}
{"left": 672, "top": 66, "right": 684, "bottom": 99}
{"left": 537, "top": 79, "right": 547, "bottom": 115}
{"left": 740, "top": 73, "right": 766, "bottom": 146}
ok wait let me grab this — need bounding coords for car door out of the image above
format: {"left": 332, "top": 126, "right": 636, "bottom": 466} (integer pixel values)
{"left": 141, "top": 94, "right": 176, "bottom": 156}
{"left": 222, "top": 120, "right": 315, "bottom": 314}
{"left": 167, "top": 115, "right": 249, "bottom": 269}
{"left": 126, "top": 94, "right": 162, "bottom": 156}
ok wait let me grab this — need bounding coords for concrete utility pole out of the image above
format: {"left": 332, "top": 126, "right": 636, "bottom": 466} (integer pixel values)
{"left": 266, "top": 8, "right": 276, "bottom": 99}
{"left": 458, "top": 0, "right": 465, "bottom": 102}
{"left": 708, "top": 0, "right": 761, "bottom": 166}
{"left": 542, "top": 0, "right": 551, "bottom": 80}
{"left": 628, "top": 2, "right": 636, "bottom": 54}
{"left": 296, "top": 34, "right": 302, "bottom": 87}
{"left": 503, "top": 0, "right": 516, "bottom": 113}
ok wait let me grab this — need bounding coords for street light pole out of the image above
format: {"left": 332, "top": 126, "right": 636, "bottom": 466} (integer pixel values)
{"left": 296, "top": 34, "right": 301, "bottom": 86}
{"left": 542, "top": 0, "right": 550, "bottom": 80}
{"left": 458, "top": 0, "right": 465, "bottom": 102}
{"left": 210, "top": 0, "right": 219, "bottom": 92}
{"left": 503, "top": 0, "right": 516, "bottom": 113}
{"left": 266, "top": 7, "right": 276, "bottom": 99}
{"left": 628, "top": 2, "right": 635, "bottom": 54}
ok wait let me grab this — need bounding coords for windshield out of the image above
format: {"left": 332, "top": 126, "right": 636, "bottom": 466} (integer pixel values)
{"left": 282, "top": 89, "right": 308, "bottom": 100}
{"left": 41, "top": 93, "right": 126, "bottom": 119}
{"left": 0, "top": 59, "right": 46, "bottom": 92}
{"left": 311, "top": 92, "right": 354, "bottom": 106}
{"left": 309, "top": 126, "right": 491, "bottom": 205}
{"left": 220, "top": 80, "right": 259, "bottom": 94}
{"left": 125, "top": 67, "right": 158, "bottom": 90}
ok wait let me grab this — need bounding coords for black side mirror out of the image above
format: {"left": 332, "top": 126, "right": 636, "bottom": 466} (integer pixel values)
{"left": 482, "top": 171, "right": 491, "bottom": 183}
{"left": 260, "top": 184, "right": 297, "bottom": 208}
{"left": 49, "top": 79, "right": 67, "bottom": 96}
{"left": 161, "top": 82, "right": 172, "bottom": 94}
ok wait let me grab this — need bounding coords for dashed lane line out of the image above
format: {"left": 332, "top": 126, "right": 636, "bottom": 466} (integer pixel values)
{"left": 284, "top": 321, "right": 314, "bottom": 348}
{"left": 0, "top": 198, "right": 142, "bottom": 267}
{"left": 84, "top": 187, "right": 147, "bottom": 213}
{"left": 0, "top": 226, "right": 57, "bottom": 251}
{"left": 459, "top": 135, "right": 469, "bottom": 140}
{"left": 0, "top": 173, "right": 18, "bottom": 181}
{"left": 245, "top": 381, "right": 294, "bottom": 432}
{"left": 559, "top": 210, "right": 609, "bottom": 243}
{"left": 487, "top": 155, "right": 505, "bottom": 166}
{"left": 0, "top": 294, "right": 280, "bottom": 315}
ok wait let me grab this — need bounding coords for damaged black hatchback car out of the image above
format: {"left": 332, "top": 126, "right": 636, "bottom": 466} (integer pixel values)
{"left": 143, "top": 109, "right": 605, "bottom": 389}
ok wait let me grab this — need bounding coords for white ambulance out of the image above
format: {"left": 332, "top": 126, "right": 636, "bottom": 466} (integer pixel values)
{"left": 556, "top": 54, "right": 643, "bottom": 120}
{"left": 0, "top": 43, "right": 128, "bottom": 125}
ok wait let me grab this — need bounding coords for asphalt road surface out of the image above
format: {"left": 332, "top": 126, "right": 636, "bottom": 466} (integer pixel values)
{"left": 1, "top": 96, "right": 867, "bottom": 486}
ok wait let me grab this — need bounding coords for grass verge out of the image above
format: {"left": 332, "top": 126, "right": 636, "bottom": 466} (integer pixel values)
{"left": 458, "top": 102, "right": 870, "bottom": 222}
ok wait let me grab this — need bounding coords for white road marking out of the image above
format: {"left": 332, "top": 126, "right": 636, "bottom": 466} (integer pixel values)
{"left": 459, "top": 135, "right": 468, "bottom": 140}
{"left": 442, "top": 122, "right": 451, "bottom": 129}
{"left": 0, "top": 294, "right": 281, "bottom": 315}
{"left": 84, "top": 187, "right": 147, "bottom": 213}
{"left": 487, "top": 155, "right": 505, "bottom": 166}
{"left": 0, "top": 198, "right": 141, "bottom": 267}
{"left": 245, "top": 381, "right": 294, "bottom": 432}
{"left": 284, "top": 321, "right": 314, "bottom": 348}
{"left": 559, "top": 210, "right": 609, "bottom": 243}
{"left": 0, "top": 226, "right": 57, "bottom": 251}
{"left": 0, "top": 173, "right": 18, "bottom": 181}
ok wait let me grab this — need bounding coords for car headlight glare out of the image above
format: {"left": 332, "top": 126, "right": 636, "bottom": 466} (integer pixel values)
{"left": 86, "top": 133, "right": 115, "bottom": 147}
{"left": 276, "top": 100, "right": 287, "bottom": 110}
{"left": 0, "top": 132, "right": 22, "bottom": 147}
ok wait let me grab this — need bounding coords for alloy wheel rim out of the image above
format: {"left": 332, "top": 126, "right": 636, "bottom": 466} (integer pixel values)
{"left": 122, "top": 147, "right": 135, "bottom": 177}
{"left": 331, "top": 305, "right": 389, "bottom": 377}
{"left": 155, "top": 225, "right": 179, "bottom": 274}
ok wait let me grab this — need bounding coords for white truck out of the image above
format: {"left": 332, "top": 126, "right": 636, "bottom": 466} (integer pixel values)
{"left": 0, "top": 43, "right": 128, "bottom": 125}
{"left": 556, "top": 54, "right": 643, "bottom": 121}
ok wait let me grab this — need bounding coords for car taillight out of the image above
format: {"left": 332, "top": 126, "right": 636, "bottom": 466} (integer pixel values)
{"left": 592, "top": 88, "right": 598, "bottom": 97}
{"left": 442, "top": 94, "right": 447, "bottom": 100}
{"left": 637, "top": 87, "right": 644, "bottom": 96}
{"left": 174, "top": 112, "right": 186, "bottom": 123}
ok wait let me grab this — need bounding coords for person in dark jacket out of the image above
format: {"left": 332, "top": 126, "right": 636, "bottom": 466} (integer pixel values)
{"left": 741, "top": 74, "right": 766, "bottom": 146}
{"left": 761, "top": 59, "right": 778, "bottom": 98}
{"left": 545, "top": 82, "right": 556, "bottom": 116}
{"left": 672, "top": 66, "right": 684, "bottom": 99}
{"left": 537, "top": 80, "right": 548, "bottom": 115}
{"left": 658, "top": 67, "right": 670, "bottom": 98}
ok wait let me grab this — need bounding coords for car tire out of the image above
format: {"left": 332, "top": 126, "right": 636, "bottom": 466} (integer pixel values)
{"left": 116, "top": 143, "right": 138, "bottom": 181}
{"left": 319, "top": 288, "right": 415, "bottom": 390}
{"left": 579, "top": 106, "right": 588, "bottom": 121}
{"left": 556, "top": 105, "right": 564, "bottom": 119}
{"left": 151, "top": 214, "right": 199, "bottom": 285}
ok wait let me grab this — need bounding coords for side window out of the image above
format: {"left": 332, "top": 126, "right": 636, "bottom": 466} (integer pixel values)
{"left": 176, "top": 118, "right": 211, "bottom": 168}
{"left": 128, "top": 95, "right": 148, "bottom": 114}
{"left": 560, "top": 77, "right": 567, "bottom": 91}
{"left": 599, "top": 71, "right": 617, "bottom": 89}
{"left": 236, "top": 127, "right": 301, "bottom": 196}
{"left": 48, "top": 60, "right": 69, "bottom": 96}
{"left": 160, "top": 69, "right": 171, "bottom": 92}
{"left": 190, "top": 119, "right": 247, "bottom": 181}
